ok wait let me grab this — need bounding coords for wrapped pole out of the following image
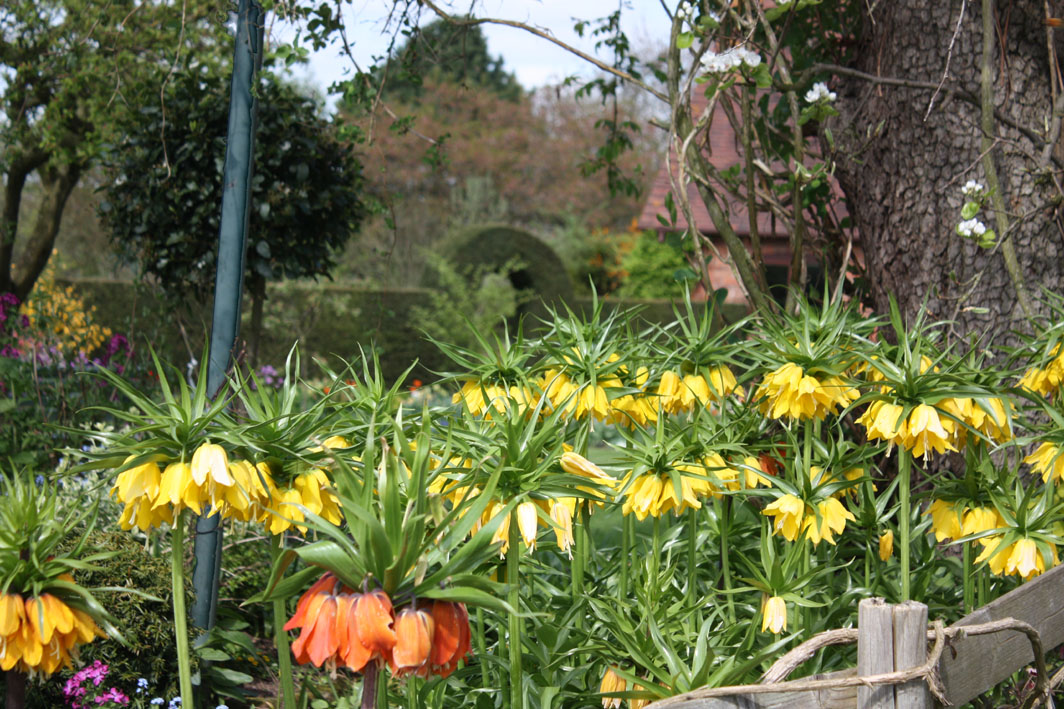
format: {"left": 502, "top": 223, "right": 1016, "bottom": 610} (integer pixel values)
{"left": 190, "top": 0, "right": 264, "bottom": 636}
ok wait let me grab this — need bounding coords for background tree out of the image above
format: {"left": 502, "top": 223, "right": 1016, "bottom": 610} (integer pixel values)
{"left": 372, "top": 18, "right": 523, "bottom": 103}
{"left": 0, "top": 0, "right": 220, "bottom": 302}
{"left": 99, "top": 69, "right": 370, "bottom": 362}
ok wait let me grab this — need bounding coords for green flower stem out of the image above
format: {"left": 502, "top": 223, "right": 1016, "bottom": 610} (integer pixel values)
{"left": 572, "top": 502, "right": 588, "bottom": 608}
{"left": 271, "top": 534, "right": 297, "bottom": 709}
{"left": 507, "top": 515, "right": 524, "bottom": 709}
{"left": 406, "top": 675, "right": 418, "bottom": 709}
{"left": 898, "top": 448, "right": 912, "bottom": 601}
{"left": 651, "top": 515, "right": 662, "bottom": 603}
{"left": 716, "top": 499, "right": 736, "bottom": 623}
{"left": 963, "top": 542, "right": 974, "bottom": 612}
{"left": 170, "top": 510, "right": 194, "bottom": 708}
{"left": 619, "top": 512, "right": 631, "bottom": 599}
{"left": 802, "top": 421, "right": 813, "bottom": 481}
{"left": 686, "top": 507, "right": 697, "bottom": 607}
{"left": 474, "top": 607, "right": 490, "bottom": 689}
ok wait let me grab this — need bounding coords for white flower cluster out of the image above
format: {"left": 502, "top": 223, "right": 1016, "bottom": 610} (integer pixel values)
{"left": 677, "top": 1, "right": 695, "bottom": 22}
{"left": 700, "top": 46, "right": 762, "bottom": 73}
{"left": 804, "top": 82, "right": 836, "bottom": 103}
{"left": 961, "top": 180, "right": 985, "bottom": 198}
{"left": 957, "top": 218, "right": 988, "bottom": 238}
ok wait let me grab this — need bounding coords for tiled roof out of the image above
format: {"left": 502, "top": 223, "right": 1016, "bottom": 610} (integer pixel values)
{"left": 637, "top": 92, "right": 848, "bottom": 243}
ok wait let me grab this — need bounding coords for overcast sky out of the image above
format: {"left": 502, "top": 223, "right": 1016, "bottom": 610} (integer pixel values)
{"left": 271, "top": 0, "right": 672, "bottom": 96}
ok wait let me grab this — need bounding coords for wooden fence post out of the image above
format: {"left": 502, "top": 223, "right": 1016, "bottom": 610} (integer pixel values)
{"left": 893, "top": 601, "right": 931, "bottom": 709}
{"left": 858, "top": 597, "right": 894, "bottom": 709}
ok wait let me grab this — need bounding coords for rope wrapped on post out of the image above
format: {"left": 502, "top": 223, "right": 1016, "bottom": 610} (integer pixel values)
{"left": 647, "top": 617, "right": 1054, "bottom": 708}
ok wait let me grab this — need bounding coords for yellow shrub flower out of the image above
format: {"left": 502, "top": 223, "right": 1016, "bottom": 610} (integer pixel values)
{"left": 761, "top": 595, "right": 787, "bottom": 634}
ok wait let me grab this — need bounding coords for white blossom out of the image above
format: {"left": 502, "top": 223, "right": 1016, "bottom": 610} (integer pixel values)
{"left": 961, "top": 180, "right": 985, "bottom": 198}
{"left": 957, "top": 218, "right": 987, "bottom": 238}
{"left": 700, "top": 46, "right": 762, "bottom": 74}
{"left": 804, "top": 82, "right": 836, "bottom": 103}
{"left": 677, "top": 1, "right": 695, "bottom": 21}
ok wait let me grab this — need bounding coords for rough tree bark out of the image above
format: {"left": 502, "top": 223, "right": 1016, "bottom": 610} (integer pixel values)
{"left": 1, "top": 159, "right": 83, "bottom": 302}
{"left": 832, "top": 0, "right": 1064, "bottom": 337}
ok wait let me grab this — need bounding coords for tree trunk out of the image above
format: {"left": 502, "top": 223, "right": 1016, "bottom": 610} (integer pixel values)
{"left": 832, "top": 0, "right": 1064, "bottom": 337}
{"left": 11, "top": 161, "right": 83, "bottom": 302}
{"left": 0, "top": 149, "right": 49, "bottom": 297}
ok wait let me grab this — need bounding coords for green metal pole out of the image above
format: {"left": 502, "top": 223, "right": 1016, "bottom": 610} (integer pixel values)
{"left": 191, "top": 0, "right": 264, "bottom": 640}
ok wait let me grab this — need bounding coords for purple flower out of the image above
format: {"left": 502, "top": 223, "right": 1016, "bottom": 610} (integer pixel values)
{"left": 94, "top": 687, "right": 129, "bottom": 705}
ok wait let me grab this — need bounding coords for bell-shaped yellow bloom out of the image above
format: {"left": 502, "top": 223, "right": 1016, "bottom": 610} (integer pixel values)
{"left": 1018, "top": 344, "right": 1064, "bottom": 397}
{"left": 516, "top": 501, "right": 539, "bottom": 552}
{"left": 154, "top": 461, "right": 206, "bottom": 516}
{"left": 190, "top": 442, "right": 233, "bottom": 487}
{"left": 763, "top": 494, "right": 806, "bottom": 542}
{"left": 804, "top": 498, "right": 856, "bottom": 546}
{"left": 736, "top": 456, "right": 774, "bottom": 489}
{"left": 1005, "top": 538, "right": 1047, "bottom": 580}
{"left": 621, "top": 474, "right": 664, "bottom": 521}
{"left": 656, "top": 370, "right": 685, "bottom": 414}
{"left": 549, "top": 498, "right": 576, "bottom": 558}
{"left": 111, "top": 458, "right": 162, "bottom": 504}
{"left": 761, "top": 595, "right": 787, "bottom": 634}
{"left": 1026, "top": 442, "right": 1064, "bottom": 484}
{"left": 858, "top": 400, "right": 907, "bottom": 446}
{"left": 903, "top": 404, "right": 956, "bottom": 458}
{"left": 756, "top": 362, "right": 857, "bottom": 421}
{"left": 0, "top": 591, "right": 103, "bottom": 675}
{"left": 600, "top": 666, "right": 627, "bottom": 709}
{"left": 961, "top": 506, "right": 1002, "bottom": 537}
{"left": 975, "top": 536, "right": 1012, "bottom": 575}
{"left": 879, "top": 530, "right": 894, "bottom": 561}
{"left": 926, "top": 499, "right": 964, "bottom": 542}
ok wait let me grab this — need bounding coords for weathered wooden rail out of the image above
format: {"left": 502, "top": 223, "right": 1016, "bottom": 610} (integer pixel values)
{"left": 648, "top": 561, "right": 1064, "bottom": 708}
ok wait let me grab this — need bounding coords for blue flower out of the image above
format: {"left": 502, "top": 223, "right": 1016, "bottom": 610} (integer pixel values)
{"left": 216, "top": 705, "right": 229, "bottom": 709}
{"left": 137, "top": 677, "right": 149, "bottom": 693}
{"left": 151, "top": 700, "right": 164, "bottom": 706}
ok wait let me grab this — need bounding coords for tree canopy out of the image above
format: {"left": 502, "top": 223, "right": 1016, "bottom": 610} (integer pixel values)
{"left": 99, "top": 68, "right": 370, "bottom": 355}
{"left": 0, "top": 0, "right": 222, "bottom": 301}
{"left": 372, "top": 18, "right": 523, "bottom": 103}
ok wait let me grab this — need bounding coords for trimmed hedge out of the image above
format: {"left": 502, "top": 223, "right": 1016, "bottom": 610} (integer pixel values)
{"left": 60, "top": 279, "right": 746, "bottom": 382}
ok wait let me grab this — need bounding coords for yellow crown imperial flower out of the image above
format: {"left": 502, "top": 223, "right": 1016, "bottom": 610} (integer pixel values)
{"left": 961, "top": 506, "right": 1003, "bottom": 537}
{"left": 600, "top": 666, "right": 627, "bottom": 709}
{"left": 0, "top": 592, "right": 104, "bottom": 675}
{"left": 926, "top": 499, "right": 964, "bottom": 542}
{"left": 761, "top": 595, "right": 787, "bottom": 634}
{"left": 803, "top": 498, "right": 856, "bottom": 546}
{"left": 190, "top": 442, "right": 233, "bottom": 487}
{"left": 762, "top": 494, "right": 806, "bottom": 542}
{"left": 1025, "top": 442, "right": 1064, "bottom": 484}
{"left": 903, "top": 404, "right": 956, "bottom": 458}
{"left": 879, "top": 530, "right": 894, "bottom": 561}
{"left": 549, "top": 498, "right": 576, "bottom": 558}
{"left": 756, "top": 362, "right": 857, "bottom": 421}
{"left": 516, "top": 501, "right": 540, "bottom": 552}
